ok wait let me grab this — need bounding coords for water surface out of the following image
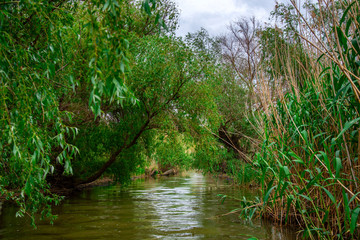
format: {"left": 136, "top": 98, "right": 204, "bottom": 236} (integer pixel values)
{"left": 0, "top": 172, "right": 297, "bottom": 239}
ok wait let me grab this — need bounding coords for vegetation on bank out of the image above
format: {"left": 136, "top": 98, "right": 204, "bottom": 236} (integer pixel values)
{"left": 249, "top": 1, "right": 360, "bottom": 239}
{"left": 1, "top": 0, "right": 360, "bottom": 238}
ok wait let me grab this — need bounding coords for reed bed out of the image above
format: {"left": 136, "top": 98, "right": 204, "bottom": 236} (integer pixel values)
{"left": 250, "top": 0, "right": 360, "bottom": 238}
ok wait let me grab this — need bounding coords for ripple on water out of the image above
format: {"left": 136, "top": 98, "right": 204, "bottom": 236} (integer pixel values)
{"left": 0, "top": 173, "right": 297, "bottom": 240}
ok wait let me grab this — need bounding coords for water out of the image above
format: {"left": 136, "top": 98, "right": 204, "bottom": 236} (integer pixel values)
{"left": 0, "top": 172, "right": 297, "bottom": 239}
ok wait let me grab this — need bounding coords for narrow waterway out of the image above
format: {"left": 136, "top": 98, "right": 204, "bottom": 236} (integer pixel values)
{"left": 0, "top": 172, "right": 297, "bottom": 239}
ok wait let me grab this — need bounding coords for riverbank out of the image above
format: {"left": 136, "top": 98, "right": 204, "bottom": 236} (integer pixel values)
{"left": 52, "top": 167, "right": 181, "bottom": 196}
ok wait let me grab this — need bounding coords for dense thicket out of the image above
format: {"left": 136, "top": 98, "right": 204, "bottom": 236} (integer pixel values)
{"left": 234, "top": 1, "right": 360, "bottom": 238}
{"left": 0, "top": 0, "right": 223, "bottom": 224}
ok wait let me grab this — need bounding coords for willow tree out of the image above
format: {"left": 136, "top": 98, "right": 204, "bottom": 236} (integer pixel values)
{"left": 0, "top": 0, "right": 162, "bottom": 223}
{"left": 71, "top": 34, "right": 220, "bottom": 184}
{"left": 1, "top": 0, "right": 223, "bottom": 224}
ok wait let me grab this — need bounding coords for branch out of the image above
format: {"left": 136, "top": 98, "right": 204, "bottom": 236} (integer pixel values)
{"left": 76, "top": 118, "right": 151, "bottom": 185}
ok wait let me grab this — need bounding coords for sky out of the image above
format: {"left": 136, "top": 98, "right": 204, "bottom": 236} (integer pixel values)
{"left": 174, "top": 0, "right": 285, "bottom": 37}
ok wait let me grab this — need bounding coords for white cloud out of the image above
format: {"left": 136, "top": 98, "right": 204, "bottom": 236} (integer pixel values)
{"left": 174, "top": 0, "right": 280, "bottom": 37}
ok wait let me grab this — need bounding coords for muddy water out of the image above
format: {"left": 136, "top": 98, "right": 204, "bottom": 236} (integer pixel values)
{"left": 0, "top": 172, "right": 297, "bottom": 239}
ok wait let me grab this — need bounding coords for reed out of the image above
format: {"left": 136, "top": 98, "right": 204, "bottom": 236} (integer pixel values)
{"left": 251, "top": 0, "right": 360, "bottom": 238}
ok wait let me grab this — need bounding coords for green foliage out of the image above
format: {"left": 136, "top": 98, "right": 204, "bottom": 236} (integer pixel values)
{"left": 185, "top": 27, "right": 259, "bottom": 178}
{"left": 0, "top": 0, "right": 184, "bottom": 224}
{"left": 150, "top": 132, "right": 194, "bottom": 170}
{"left": 70, "top": 31, "right": 222, "bottom": 185}
{"left": 245, "top": 1, "right": 360, "bottom": 238}
{"left": 0, "top": 0, "right": 80, "bottom": 224}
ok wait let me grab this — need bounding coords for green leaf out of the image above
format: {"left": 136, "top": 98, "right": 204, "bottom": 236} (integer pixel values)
{"left": 336, "top": 118, "right": 360, "bottom": 140}
{"left": 24, "top": 179, "right": 32, "bottom": 196}
{"left": 343, "top": 190, "right": 351, "bottom": 225}
{"left": 285, "top": 195, "right": 294, "bottom": 222}
{"left": 317, "top": 151, "right": 331, "bottom": 175}
{"left": 340, "top": 1, "right": 356, "bottom": 25}
{"left": 103, "top": 0, "right": 110, "bottom": 11}
{"left": 349, "top": 192, "right": 360, "bottom": 204}
{"left": 289, "top": 151, "right": 304, "bottom": 164}
{"left": 336, "top": 26, "right": 347, "bottom": 50}
{"left": 142, "top": 0, "right": 152, "bottom": 15}
{"left": 334, "top": 157, "right": 342, "bottom": 178}
{"left": 155, "top": 13, "right": 161, "bottom": 25}
{"left": 283, "top": 166, "right": 290, "bottom": 177}
{"left": 120, "top": 62, "right": 125, "bottom": 73}
{"left": 264, "top": 186, "right": 276, "bottom": 205}
{"left": 352, "top": 37, "right": 360, "bottom": 55}
{"left": 322, "top": 187, "right": 336, "bottom": 205}
{"left": 298, "top": 194, "right": 312, "bottom": 202}
{"left": 300, "top": 130, "right": 309, "bottom": 145}
{"left": 350, "top": 207, "right": 360, "bottom": 235}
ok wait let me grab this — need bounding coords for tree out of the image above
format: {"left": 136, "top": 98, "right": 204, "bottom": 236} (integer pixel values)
{"left": 73, "top": 34, "right": 220, "bottom": 185}
{"left": 185, "top": 28, "right": 257, "bottom": 176}
{"left": 219, "top": 17, "right": 260, "bottom": 112}
{"left": 1, "top": 0, "right": 81, "bottom": 223}
{"left": 0, "top": 0, "right": 169, "bottom": 223}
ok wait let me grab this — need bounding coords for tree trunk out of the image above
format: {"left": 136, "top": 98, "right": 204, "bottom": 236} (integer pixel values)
{"left": 76, "top": 119, "right": 150, "bottom": 185}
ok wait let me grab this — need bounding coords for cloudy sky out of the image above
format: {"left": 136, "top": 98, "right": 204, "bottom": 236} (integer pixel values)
{"left": 174, "top": 0, "right": 286, "bottom": 37}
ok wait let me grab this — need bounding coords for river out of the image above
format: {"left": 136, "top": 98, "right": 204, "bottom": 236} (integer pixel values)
{"left": 0, "top": 172, "right": 297, "bottom": 239}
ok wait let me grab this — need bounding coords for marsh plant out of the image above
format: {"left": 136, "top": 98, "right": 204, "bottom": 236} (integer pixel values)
{"left": 239, "top": 0, "right": 360, "bottom": 239}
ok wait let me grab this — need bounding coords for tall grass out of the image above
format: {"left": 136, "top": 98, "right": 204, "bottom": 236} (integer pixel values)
{"left": 252, "top": 0, "right": 360, "bottom": 238}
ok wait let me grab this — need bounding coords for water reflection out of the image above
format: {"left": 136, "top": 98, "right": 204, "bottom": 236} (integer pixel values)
{"left": 0, "top": 172, "right": 297, "bottom": 239}
{"left": 145, "top": 173, "right": 204, "bottom": 239}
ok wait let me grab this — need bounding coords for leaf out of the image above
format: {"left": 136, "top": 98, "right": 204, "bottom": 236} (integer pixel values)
{"left": 352, "top": 37, "right": 360, "bottom": 55}
{"left": 49, "top": 64, "right": 55, "bottom": 77}
{"left": 340, "top": 1, "right": 356, "bottom": 25}
{"left": 349, "top": 192, "right": 360, "bottom": 204}
{"left": 279, "top": 181, "right": 289, "bottom": 197}
{"left": 12, "top": 144, "right": 18, "bottom": 157}
{"left": 302, "top": 175, "right": 320, "bottom": 193}
{"left": 298, "top": 194, "right": 312, "bottom": 202}
{"left": 336, "top": 118, "right": 360, "bottom": 140}
{"left": 336, "top": 26, "right": 347, "bottom": 50}
{"left": 264, "top": 186, "right": 276, "bottom": 205}
{"left": 103, "top": 0, "right": 110, "bottom": 11}
{"left": 155, "top": 13, "right": 161, "bottom": 24}
{"left": 343, "top": 190, "right": 351, "bottom": 224}
{"left": 350, "top": 207, "right": 360, "bottom": 235}
{"left": 334, "top": 157, "right": 342, "bottom": 178}
{"left": 300, "top": 130, "right": 309, "bottom": 145}
{"left": 24, "top": 179, "right": 32, "bottom": 196}
{"left": 288, "top": 151, "right": 304, "bottom": 164}
{"left": 322, "top": 209, "right": 329, "bottom": 225}
{"left": 142, "top": 0, "right": 151, "bottom": 15}
{"left": 285, "top": 195, "right": 294, "bottom": 222}
{"left": 317, "top": 151, "right": 331, "bottom": 175}
{"left": 120, "top": 62, "right": 125, "bottom": 73}
{"left": 322, "top": 187, "right": 336, "bottom": 205}
{"left": 218, "top": 194, "right": 227, "bottom": 204}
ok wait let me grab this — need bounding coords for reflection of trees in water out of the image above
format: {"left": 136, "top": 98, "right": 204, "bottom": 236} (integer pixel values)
{"left": 0, "top": 174, "right": 297, "bottom": 240}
